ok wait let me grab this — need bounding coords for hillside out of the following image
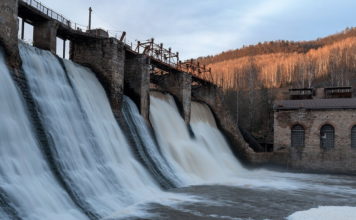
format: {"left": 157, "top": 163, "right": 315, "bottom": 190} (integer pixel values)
{"left": 195, "top": 27, "right": 356, "bottom": 89}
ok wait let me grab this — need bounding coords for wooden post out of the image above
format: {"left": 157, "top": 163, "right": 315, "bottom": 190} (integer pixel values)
{"left": 137, "top": 41, "right": 140, "bottom": 53}
{"left": 151, "top": 38, "right": 154, "bottom": 57}
{"left": 160, "top": 43, "right": 163, "bottom": 60}
{"left": 21, "top": 19, "right": 25, "bottom": 40}
{"left": 119, "top": 31, "right": 126, "bottom": 42}
{"left": 62, "top": 39, "right": 66, "bottom": 58}
{"left": 168, "top": 47, "right": 171, "bottom": 64}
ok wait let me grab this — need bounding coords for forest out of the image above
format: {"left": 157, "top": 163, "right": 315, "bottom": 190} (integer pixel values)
{"left": 195, "top": 27, "right": 356, "bottom": 90}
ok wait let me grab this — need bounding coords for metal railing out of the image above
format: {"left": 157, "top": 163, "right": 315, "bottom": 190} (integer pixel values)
{"left": 20, "top": 0, "right": 88, "bottom": 32}
{"left": 135, "top": 38, "right": 179, "bottom": 67}
{"left": 19, "top": 0, "right": 214, "bottom": 79}
{"left": 21, "top": 0, "right": 69, "bottom": 25}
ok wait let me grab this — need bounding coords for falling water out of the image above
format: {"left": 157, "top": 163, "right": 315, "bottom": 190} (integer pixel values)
{"left": 0, "top": 208, "right": 11, "bottom": 220}
{"left": 0, "top": 48, "right": 88, "bottom": 220}
{"left": 64, "top": 59, "right": 166, "bottom": 208}
{"left": 63, "top": 58, "right": 199, "bottom": 219}
{"left": 190, "top": 101, "right": 246, "bottom": 176}
{"left": 19, "top": 42, "right": 195, "bottom": 219}
{"left": 122, "top": 96, "right": 182, "bottom": 188}
{"left": 0, "top": 41, "right": 354, "bottom": 220}
{"left": 149, "top": 92, "right": 245, "bottom": 185}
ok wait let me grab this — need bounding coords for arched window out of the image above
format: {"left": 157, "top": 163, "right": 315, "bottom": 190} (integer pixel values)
{"left": 291, "top": 124, "right": 305, "bottom": 148}
{"left": 320, "top": 124, "right": 335, "bottom": 149}
{"left": 351, "top": 126, "right": 356, "bottom": 149}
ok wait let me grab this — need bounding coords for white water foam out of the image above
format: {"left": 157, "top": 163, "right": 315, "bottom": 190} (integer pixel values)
{"left": 149, "top": 92, "right": 246, "bottom": 185}
{"left": 0, "top": 208, "right": 10, "bottom": 220}
{"left": 19, "top": 43, "right": 203, "bottom": 219}
{"left": 287, "top": 206, "right": 356, "bottom": 220}
{"left": 122, "top": 96, "right": 182, "bottom": 187}
{"left": 149, "top": 91, "right": 356, "bottom": 197}
{"left": 0, "top": 47, "right": 88, "bottom": 220}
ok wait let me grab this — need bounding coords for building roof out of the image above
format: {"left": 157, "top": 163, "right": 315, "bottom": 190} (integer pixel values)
{"left": 274, "top": 98, "right": 356, "bottom": 110}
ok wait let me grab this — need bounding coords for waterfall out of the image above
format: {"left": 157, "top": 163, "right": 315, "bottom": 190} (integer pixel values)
{"left": 0, "top": 208, "right": 11, "bottom": 220}
{"left": 190, "top": 101, "right": 246, "bottom": 176}
{"left": 64, "top": 59, "right": 164, "bottom": 210}
{"left": 149, "top": 92, "right": 246, "bottom": 185}
{"left": 0, "top": 48, "right": 88, "bottom": 220}
{"left": 121, "top": 96, "right": 182, "bottom": 188}
{"left": 19, "top": 43, "right": 194, "bottom": 219}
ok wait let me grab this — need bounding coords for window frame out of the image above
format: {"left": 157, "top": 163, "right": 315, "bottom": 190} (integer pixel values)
{"left": 351, "top": 125, "right": 356, "bottom": 149}
{"left": 320, "top": 124, "right": 335, "bottom": 149}
{"left": 291, "top": 124, "right": 305, "bottom": 148}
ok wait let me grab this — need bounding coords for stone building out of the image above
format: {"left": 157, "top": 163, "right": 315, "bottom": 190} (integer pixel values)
{"left": 273, "top": 87, "right": 356, "bottom": 173}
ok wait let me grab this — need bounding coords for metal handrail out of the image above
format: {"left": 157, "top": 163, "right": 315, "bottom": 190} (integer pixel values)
{"left": 21, "top": 0, "right": 69, "bottom": 25}
{"left": 20, "top": 0, "right": 88, "bottom": 32}
{"left": 19, "top": 0, "right": 214, "bottom": 79}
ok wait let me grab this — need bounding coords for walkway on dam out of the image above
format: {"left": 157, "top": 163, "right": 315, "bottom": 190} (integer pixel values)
{"left": 18, "top": 0, "right": 214, "bottom": 84}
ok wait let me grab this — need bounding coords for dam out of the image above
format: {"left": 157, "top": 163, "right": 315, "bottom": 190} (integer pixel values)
{"left": 0, "top": 0, "right": 356, "bottom": 219}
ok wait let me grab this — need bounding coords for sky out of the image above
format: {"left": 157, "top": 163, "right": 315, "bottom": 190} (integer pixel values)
{"left": 25, "top": 0, "right": 356, "bottom": 60}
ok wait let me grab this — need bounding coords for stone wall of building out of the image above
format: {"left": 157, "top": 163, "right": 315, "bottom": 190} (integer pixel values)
{"left": 70, "top": 38, "right": 125, "bottom": 117}
{"left": 0, "top": 0, "right": 20, "bottom": 68}
{"left": 274, "top": 109, "right": 356, "bottom": 173}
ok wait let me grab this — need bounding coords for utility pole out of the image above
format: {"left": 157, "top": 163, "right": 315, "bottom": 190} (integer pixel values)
{"left": 88, "top": 7, "right": 92, "bottom": 30}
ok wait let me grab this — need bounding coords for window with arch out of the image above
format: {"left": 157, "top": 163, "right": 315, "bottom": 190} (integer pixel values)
{"left": 351, "top": 126, "right": 356, "bottom": 149}
{"left": 320, "top": 124, "right": 335, "bottom": 149}
{"left": 291, "top": 124, "right": 305, "bottom": 148}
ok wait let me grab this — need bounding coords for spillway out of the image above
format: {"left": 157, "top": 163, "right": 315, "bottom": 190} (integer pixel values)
{"left": 190, "top": 101, "right": 246, "bottom": 176}
{"left": 149, "top": 92, "right": 246, "bottom": 185}
{"left": 0, "top": 48, "right": 88, "bottom": 220}
{"left": 122, "top": 96, "right": 182, "bottom": 188}
{"left": 19, "top": 43, "right": 193, "bottom": 219}
{"left": 0, "top": 41, "right": 354, "bottom": 220}
{"left": 64, "top": 59, "right": 166, "bottom": 212}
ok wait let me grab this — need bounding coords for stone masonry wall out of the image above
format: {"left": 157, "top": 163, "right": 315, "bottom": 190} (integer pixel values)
{"left": 192, "top": 84, "right": 257, "bottom": 163}
{"left": 274, "top": 109, "right": 356, "bottom": 173}
{"left": 33, "top": 20, "right": 59, "bottom": 53}
{"left": 124, "top": 54, "right": 150, "bottom": 121}
{"left": 70, "top": 38, "right": 125, "bottom": 117}
{"left": 152, "top": 72, "right": 192, "bottom": 123}
{"left": 0, "top": 0, "right": 20, "bottom": 68}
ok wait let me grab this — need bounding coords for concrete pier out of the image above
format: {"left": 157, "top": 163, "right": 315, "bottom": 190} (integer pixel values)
{"left": 151, "top": 71, "right": 192, "bottom": 123}
{"left": 33, "top": 20, "right": 58, "bottom": 53}
{"left": 124, "top": 54, "right": 150, "bottom": 121}
{"left": 70, "top": 37, "right": 125, "bottom": 117}
{"left": 0, "top": 0, "right": 20, "bottom": 67}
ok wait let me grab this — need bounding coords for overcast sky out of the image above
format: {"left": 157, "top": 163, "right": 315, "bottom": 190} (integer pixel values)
{"left": 36, "top": 0, "right": 356, "bottom": 59}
